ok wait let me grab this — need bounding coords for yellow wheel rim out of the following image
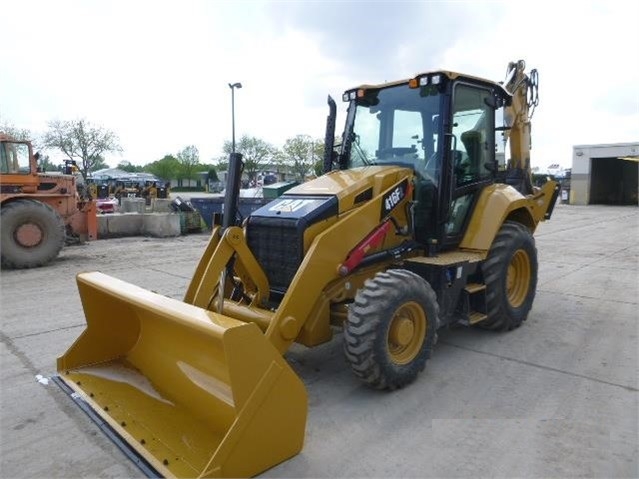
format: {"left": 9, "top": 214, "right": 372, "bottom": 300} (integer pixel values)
{"left": 507, "top": 249, "right": 531, "bottom": 308}
{"left": 387, "top": 301, "right": 427, "bottom": 365}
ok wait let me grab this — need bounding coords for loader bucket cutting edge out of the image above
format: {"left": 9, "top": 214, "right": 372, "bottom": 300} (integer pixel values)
{"left": 57, "top": 272, "right": 307, "bottom": 478}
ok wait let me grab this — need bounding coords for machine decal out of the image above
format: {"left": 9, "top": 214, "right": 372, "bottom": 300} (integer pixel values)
{"left": 268, "top": 198, "right": 318, "bottom": 213}
{"left": 252, "top": 195, "right": 337, "bottom": 221}
{"left": 381, "top": 179, "right": 408, "bottom": 219}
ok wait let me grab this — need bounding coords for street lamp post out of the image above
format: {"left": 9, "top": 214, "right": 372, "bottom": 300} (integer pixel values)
{"left": 228, "top": 82, "right": 242, "bottom": 153}
{"left": 221, "top": 82, "right": 244, "bottom": 304}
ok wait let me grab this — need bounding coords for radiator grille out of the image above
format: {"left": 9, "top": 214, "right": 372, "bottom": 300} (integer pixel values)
{"left": 247, "top": 217, "right": 302, "bottom": 293}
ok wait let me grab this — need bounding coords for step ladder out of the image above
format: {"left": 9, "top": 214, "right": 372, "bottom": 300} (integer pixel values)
{"left": 463, "top": 283, "right": 487, "bottom": 325}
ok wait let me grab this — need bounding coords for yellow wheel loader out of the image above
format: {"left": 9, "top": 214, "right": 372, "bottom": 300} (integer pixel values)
{"left": 56, "top": 59, "right": 559, "bottom": 478}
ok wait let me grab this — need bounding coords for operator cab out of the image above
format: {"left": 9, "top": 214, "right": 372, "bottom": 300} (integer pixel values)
{"left": 337, "top": 71, "right": 511, "bottom": 251}
{"left": 0, "top": 139, "right": 32, "bottom": 175}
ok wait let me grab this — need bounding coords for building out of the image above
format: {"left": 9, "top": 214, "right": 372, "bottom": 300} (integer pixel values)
{"left": 570, "top": 142, "right": 638, "bottom": 205}
{"left": 91, "top": 168, "right": 161, "bottom": 185}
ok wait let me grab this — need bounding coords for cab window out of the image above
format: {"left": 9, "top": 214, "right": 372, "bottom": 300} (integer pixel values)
{"left": 0, "top": 142, "right": 31, "bottom": 174}
{"left": 444, "top": 84, "right": 495, "bottom": 239}
{"left": 452, "top": 84, "right": 494, "bottom": 186}
{"left": 392, "top": 110, "right": 425, "bottom": 163}
{"left": 495, "top": 105, "right": 508, "bottom": 170}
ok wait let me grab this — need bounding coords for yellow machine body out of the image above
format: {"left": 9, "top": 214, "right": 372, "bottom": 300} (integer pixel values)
{"left": 57, "top": 60, "right": 558, "bottom": 478}
{"left": 56, "top": 166, "right": 423, "bottom": 477}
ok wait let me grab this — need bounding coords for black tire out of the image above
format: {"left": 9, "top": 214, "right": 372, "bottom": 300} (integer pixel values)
{"left": 343, "top": 269, "right": 438, "bottom": 390}
{"left": 479, "top": 221, "right": 538, "bottom": 331}
{"left": 1, "top": 199, "right": 66, "bottom": 269}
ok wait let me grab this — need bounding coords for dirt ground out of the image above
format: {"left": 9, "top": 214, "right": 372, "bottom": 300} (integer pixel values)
{"left": 1, "top": 204, "right": 637, "bottom": 478}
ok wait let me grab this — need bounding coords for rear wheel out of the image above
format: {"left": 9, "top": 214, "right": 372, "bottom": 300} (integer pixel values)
{"left": 480, "top": 221, "right": 538, "bottom": 331}
{"left": 343, "top": 269, "right": 438, "bottom": 390}
{"left": 1, "top": 200, "right": 66, "bottom": 269}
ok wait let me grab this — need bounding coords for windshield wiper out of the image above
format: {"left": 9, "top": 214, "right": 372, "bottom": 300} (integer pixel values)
{"left": 352, "top": 133, "right": 374, "bottom": 166}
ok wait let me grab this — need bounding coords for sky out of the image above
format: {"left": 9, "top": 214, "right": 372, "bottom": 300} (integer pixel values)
{"left": 1, "top": 0, "right": 637, "bottom": 170}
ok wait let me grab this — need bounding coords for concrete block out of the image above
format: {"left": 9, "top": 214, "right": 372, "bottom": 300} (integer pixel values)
{"left": 121, "top": 198, "right": 146, "bottom": 213}
{"left": 106, "top": 213, "right": 144, "bottom": 236}
{"left": 97, "top": 214, "right": 109, "bottom": 237}
{"left": 152, "top": 198, "right": 172, "bottom": 213}
{"left": 142, "top": 213, "right": 181, "bottom": 237}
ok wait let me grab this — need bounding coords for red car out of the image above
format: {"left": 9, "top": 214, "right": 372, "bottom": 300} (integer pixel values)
{"left": 96, "top": 197, "right": 118, "bottom": 214}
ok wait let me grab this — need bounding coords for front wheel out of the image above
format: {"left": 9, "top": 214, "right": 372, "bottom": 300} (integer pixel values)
{"left": 1, "top": 199, "right": 66, "bottom": 269}
{"left": 343, "top": 269, "right": 439, "bottom": 390}
{"left": 480, "top": 221, "right": 538, "bottom": 331}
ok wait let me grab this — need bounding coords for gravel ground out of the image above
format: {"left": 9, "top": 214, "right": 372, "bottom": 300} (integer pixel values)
{"left": 1, "top": 203, "right": 637, "bottom": 478}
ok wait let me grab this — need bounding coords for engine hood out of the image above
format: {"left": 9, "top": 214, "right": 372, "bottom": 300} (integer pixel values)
{"left": 284, "top": 165, "right": 412, "bottom": 214}
{"left": 246, "top": 166, "right": 412, "bottom": 295}
{"left": 246, "top": 165, "right": 414, "bottom": 295}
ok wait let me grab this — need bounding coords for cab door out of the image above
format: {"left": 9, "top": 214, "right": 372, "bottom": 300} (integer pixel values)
{"left": 441, "top": 82, "right": 496, "bottom": 248}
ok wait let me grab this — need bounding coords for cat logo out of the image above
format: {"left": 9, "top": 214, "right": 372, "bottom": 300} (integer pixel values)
{"left": 269, "top": 198, "right": 316, "bottom": 213}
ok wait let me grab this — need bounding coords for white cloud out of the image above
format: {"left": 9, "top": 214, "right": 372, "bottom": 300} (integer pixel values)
{"left": 1, "top": 0, "right": 637, "bottom": 170}
{"left": 436, "top": 1, "right": 639, "bottom": 168}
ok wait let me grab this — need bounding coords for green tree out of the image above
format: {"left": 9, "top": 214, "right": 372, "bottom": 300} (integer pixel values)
{"left": 42, "top": 119, "right": 122, "bottom": 181}
{"left": 145, "top": 154, "right": 180, "bottom": 181}
{"left": 281, "top": 135, "right": 324, "bottom": 182}
{"left": 37, "top": 154, "right": 62, "bottom": 173}
{"left": 222, "top": 135, "right": 277, "bottom": 182}
{"left": 214, "top": 156, "right": 229, "bottom": 172}
{"left": 270, "top": 152, "right": 288, "bottom": 178}
{"left": 90, "top": 155, "right": 109, "bottom": 172}
{"left": 117, "top": 160, "right": 144, "bottom": 173}
{"left": 208, "top": 167, "right": 219, "bottom": 182}
{"left": 176, "top": 145, "right": 200, "bottom": 182}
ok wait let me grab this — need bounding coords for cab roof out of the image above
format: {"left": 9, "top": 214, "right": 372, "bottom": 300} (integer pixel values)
{"left": 347, "top": 69, "right": 511, "bottom": 99}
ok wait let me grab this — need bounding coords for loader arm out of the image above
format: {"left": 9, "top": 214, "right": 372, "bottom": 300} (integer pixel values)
{"left": 186, "top": 172, "right": 415, "bottom": 355}
{"left": 184, "top": 226, "right": 223, "bottom": 304}
{"left": 188, "top": 226, "right": 271, "bottom": 310}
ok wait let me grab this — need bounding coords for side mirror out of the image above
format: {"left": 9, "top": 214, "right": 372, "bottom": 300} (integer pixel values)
{"left": 484, "top": 96, "right": 497, "bottom": 109}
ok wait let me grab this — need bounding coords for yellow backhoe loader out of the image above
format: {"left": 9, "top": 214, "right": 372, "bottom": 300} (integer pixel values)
{"left": 55, "top": 60, "right": 559, "bottom": 478}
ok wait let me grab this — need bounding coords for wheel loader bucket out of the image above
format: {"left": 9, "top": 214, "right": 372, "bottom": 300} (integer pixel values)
{"left": 56, "top": 272, "right": 307, "bottom": 478}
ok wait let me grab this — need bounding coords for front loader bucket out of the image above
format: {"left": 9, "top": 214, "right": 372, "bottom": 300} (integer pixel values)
{"left": 56, "top": 272, "right": 307, "bottom": 478}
